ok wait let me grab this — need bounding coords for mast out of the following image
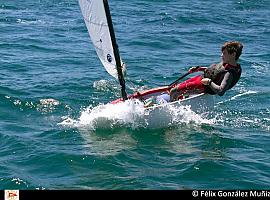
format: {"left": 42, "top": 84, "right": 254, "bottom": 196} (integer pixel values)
{"left": 103, "top": 0, "right": 128, "bottom": 100}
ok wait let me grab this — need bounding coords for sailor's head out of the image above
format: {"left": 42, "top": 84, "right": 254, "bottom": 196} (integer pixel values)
{"left": 221, "top": 41, "right": 243, "bottom": 61}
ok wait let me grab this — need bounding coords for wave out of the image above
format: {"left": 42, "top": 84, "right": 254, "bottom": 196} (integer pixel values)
{"left": 217, "top": 90, "right": 257, "bottom": 105}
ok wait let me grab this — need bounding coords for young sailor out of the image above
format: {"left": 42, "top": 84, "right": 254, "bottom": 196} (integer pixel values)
{"left": 170, "top": 41, "right": 243, "bottom": 101}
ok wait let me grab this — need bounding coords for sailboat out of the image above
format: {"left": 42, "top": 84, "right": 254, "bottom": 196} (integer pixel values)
{"left": 78, "top": 0, "right": 214, "bottom": 117}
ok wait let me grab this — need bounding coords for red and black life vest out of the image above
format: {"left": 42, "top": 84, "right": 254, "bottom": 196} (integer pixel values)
{"left": 204, "top": 62, "right": 242, "bottom": 95}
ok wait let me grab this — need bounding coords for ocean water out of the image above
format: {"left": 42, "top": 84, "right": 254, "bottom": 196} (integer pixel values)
{"left": 0, "top": 0, "right": 269, "bottom": 190}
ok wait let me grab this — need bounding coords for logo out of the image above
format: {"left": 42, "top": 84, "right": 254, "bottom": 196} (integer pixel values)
{"left": 5, "top": 190, "right": 19, "bottom": 200}
{"left": 107, "top": 54, "right": 112, "bottom": 63}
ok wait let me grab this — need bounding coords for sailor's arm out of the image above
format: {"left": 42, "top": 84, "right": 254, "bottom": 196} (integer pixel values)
{"left": 202, "top": 72, "right": 233, "bottom": 96}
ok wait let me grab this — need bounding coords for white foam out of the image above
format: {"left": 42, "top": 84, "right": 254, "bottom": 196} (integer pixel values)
{"left": 78, "top": 99, "right": 146, "bottom": 129}
{"left": 93, "top": 79, "right": 119, "bottom": 92}
{"left": 16, "top": 18, "right": 44, "bottom": 25}
{"left": 217, "top": 90, "right": 257, "bottom": 105}
{"left": 59, "top": 99, "right": 214, "bottom": 130}
{"left": 37, "top": 98, "right": 60, "bottom": 113}
{"left": 230, "top": 90, "right": 257, "bottom": 100}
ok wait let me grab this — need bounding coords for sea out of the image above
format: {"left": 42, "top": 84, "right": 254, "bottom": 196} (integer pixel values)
{"left": 0, "top": 0, "right": 269, "bottom": 190}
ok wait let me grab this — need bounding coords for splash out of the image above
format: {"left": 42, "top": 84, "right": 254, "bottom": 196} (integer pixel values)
{"left": 93, "top": 79, "right": 118, "bottom": 92}
{"left": 4, "top": 96, "right": 60, "bottom": 113}
{"left": 168, "top": 104, "right": 214, "bottom": 125}
{"left": 60, "top": 99, "right": 214, "bottom": 130}
{"left": 37, "top": 98, "right": 60, "bottom": 113}
{"left": 79, "top": 99, "right": 146, "bottom": 129}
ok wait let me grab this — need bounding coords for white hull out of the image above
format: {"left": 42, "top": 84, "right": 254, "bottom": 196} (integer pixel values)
{"left": 146, "top": 93, "right": 214, "bottom": 111}
{"left": 144, "top": 93, "right": 214, "bottom": 128}
{"left": 111, "top": 89, "right": 215, "bottom": 128}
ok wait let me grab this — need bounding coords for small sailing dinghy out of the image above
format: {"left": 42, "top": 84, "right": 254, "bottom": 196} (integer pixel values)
{"left": 78, "top": 0, "right": 214, "bottom": 117}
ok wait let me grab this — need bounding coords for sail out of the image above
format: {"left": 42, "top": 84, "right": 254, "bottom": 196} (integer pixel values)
{"left": 78, "top": 0, "right": 122, "bottom": 79}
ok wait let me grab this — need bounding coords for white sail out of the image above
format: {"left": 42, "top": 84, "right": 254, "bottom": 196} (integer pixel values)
{"left": 78, "top": 0, "right": 122, "bottom": 79}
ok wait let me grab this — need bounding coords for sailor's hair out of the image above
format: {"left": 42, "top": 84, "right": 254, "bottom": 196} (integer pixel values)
{"left": 221, "top": 41, "right": 243, "bottom": 60}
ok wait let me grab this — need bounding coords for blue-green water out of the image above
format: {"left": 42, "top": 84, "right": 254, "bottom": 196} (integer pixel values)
{"left": 0, "top": 0, "right": 269, "bottom": 190}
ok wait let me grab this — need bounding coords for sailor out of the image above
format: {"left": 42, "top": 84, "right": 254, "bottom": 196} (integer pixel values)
{"left": 170, "top": 41, "right": 243, "bottom": 101}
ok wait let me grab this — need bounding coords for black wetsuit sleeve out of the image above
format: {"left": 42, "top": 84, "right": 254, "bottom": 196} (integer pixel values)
{"left": 209, "top": 71, "right": 233, "bottom": 96}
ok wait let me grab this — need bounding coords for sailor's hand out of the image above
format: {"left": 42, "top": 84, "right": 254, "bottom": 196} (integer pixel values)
{"left": 188, "top": 66, "right": 200, "bottom": 73}
{"left": 121, "top": 62, "right": 127, "bottom": 76}
{"left": 201, "top": 78, "right": 212, "bottom": 86}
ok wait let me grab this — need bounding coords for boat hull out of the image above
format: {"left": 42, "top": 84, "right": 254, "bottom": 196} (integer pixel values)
{"left": 111, "top": 87, "right": 214, "bottom": 127}
{"left": 111, "top": 87, "right": 214, "bottom": 112}
{"left": 143, "top": 93, "right": 214, "bottom": 128}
